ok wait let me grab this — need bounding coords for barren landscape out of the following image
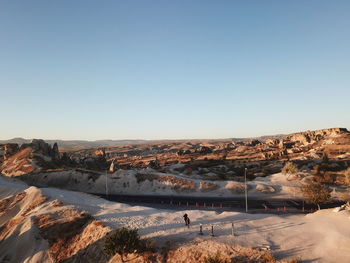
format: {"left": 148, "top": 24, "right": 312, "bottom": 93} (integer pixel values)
{"left": 1, "top": 128, "right": 350, "bottom": 262}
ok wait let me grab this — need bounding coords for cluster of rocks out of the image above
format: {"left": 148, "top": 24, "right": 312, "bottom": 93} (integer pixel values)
{"left": 0, "top": 139, "right": 60, "bottom": 164}
{"left": 0, "top": 143, "right": 19, "bottom": 163}
{"left": 0, "top": 139, "right": 63, "bottom": 177}
{"left": 60, "top": 128, "right": 350, "bottom": 178}
{"left": 3, "top": 128, "right": 348, "bottom": 179}
{"left": 21, "top": 139, "right": 60, "bottom": 160}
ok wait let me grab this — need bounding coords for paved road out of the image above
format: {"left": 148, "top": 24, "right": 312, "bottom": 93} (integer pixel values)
{"left": 92, "top": 193, "right": 343, "bottom": 213}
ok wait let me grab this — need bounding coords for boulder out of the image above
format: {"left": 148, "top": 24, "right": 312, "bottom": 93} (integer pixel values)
{"left": 256, "top": 184, "right": 275, "bottom": 193}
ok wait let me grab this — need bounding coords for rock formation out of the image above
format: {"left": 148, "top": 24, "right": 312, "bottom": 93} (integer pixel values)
{"left": 0, "top": 143, "right": 20, "bottom": 163}
{"left": 0, "top": 139, "right": 61, "bottom": 177}
{"left": 0, "top": 186, "right": 109, "bottom": 263}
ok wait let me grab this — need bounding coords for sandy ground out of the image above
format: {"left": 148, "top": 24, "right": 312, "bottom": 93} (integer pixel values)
{"left": 1, "top": 175, "right": 350, "bottom": 263}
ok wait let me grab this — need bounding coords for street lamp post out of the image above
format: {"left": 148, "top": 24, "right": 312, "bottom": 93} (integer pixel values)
{"left": 244, "top": 167, "right": 248, "bottom": 212}
{"left": 105, "top": 170, "right": 108, "bottom": 198}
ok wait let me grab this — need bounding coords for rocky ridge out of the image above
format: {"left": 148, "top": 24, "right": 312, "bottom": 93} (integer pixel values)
{"left": 0, "top": 139, "right": 61, "bottom": 177}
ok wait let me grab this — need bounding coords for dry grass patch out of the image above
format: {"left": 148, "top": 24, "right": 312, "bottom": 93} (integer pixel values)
{"left": 225, "top": 182, "right": 247, "bottom": 194}
{"left": 200, "top": 181, "right": 220, "bottom": 192}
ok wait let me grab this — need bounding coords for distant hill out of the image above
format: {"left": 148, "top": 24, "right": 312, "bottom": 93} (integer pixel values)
{"left": 0, "top": 138, "right": 148, "bottom": 150}
{"left": 1, "top": 127, "right": 348, "bottom": 150}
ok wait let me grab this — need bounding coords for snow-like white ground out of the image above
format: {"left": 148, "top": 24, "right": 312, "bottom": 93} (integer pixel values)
{"left": 1, "top": 175, "right": 350, "bottom": 263}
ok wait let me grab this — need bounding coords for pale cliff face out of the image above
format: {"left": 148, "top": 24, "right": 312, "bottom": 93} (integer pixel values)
{"left": 0, "top": 185, "right": 109, "bottom": 263}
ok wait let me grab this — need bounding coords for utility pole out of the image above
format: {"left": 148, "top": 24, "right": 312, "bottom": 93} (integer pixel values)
{"left": 105, "top": 170, "right": 108, "bottom": 198}
{"left": 244, "top": 167, "right": 248, "bottom": 212}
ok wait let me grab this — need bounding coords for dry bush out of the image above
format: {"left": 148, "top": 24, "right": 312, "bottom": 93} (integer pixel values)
{"left": 282, "top": 162, "right": 298, "bottom": 177}
{"left": 104, "top": 227, "right": 155, "bottom": 262}
{"left": 339, "top": 192, "right": 350, "bottom": 203}
{"left": 204, "top": 251, "right": 229, "bottom": 263}
{"left": 135, "top": 173, "right": 196, "bottom": 191}
{"left": 301, "top": 181, "right": 331, "bottom": 210}
{"left": 313, "top": 163, "right": 331, "bottom": 176}
{"left": 184, "top": 167, "right": 193, "bottom": 175}
{"left": 165, "top": 241, "right": 278, "bottom": 263}
{"left": 135, "top": 173, "right": 159, "bottom": 183}
{"left": 344, "top": 168, "right": 350, "bottom": 185}
{"left": 200, "top": 182, "right": 220, "bottom": 192}
{"left": 225, "top": 182, "right": 247, "bottom": 194}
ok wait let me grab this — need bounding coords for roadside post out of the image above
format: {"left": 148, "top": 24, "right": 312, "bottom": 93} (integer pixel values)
{"left": 244, "top": 168, "right": 248, "bottom": 212}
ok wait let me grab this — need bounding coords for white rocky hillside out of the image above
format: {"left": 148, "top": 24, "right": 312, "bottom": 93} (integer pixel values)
{"left": 16, "top": 168, "right": 311, "bottom": 199}
{"left": 1, "top": 176, "right": 350, "bottom": 262}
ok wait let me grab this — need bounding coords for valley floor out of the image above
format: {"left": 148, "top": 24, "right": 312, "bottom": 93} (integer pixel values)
{"left": 1, "top": 175, "right": 350, "bottom": 263}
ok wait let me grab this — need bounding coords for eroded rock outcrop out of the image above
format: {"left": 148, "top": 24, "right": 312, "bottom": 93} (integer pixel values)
{"left": 286, "top": 128, "right": 348, "bottom": 145}
{"left": 21, "top": 139, "right": 60, "bottom": 160}
{"left": 0, "top": 139, "right": 61, "bottom": 177}
{"left": 0, "top": 186, "right": 109, "bottom": 263}
{"left": 0, "top": 143, "right": 20, "bottom": 163}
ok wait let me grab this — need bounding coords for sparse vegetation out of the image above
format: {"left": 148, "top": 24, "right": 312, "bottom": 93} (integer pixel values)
{"left": 339, "top": 192, "right": 350, "bottom": 203}
{"left": 103, "top": 227, "right": 154, "bottom": 262}
{"left": 200, "top": 181, "right": 220, "bottom": 192}
{"left": 135, "top": 173, "right": 159, "bottom": 183}
{"left": 282, "top": 162, "right": 298, "bottom": 179}
{"left": 204, "top": 251, "right": 229, "bottom": 263}
{"left": 301, "top": 181, "right": 331, "bottom": 210}
{"left": 344, "top": 168, "right": 350, "bottom": 185}
{"left": 313, "top": 163, "right": 331, "bottom": 176}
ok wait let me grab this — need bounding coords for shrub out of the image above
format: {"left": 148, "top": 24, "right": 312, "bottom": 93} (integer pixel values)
{"left": 198, "top": 168, "right": 207, "bottom": 175}
{"left": 286, "top": 258, "right": 301, "bottom": 263}
{"left": 314, "top": 163, "right": 331, "bottom": 176}
{"left": 200, "top": 181, "right": 220, "bottom": 192}
{"left": 204, "top": 251, "right": 229, "bottom": 263}
{"left": 282, "top": 162, "right": 298, "bottom": 178}
{"left": 344, "top": 168, "right": 350, "bottom": 185}
{"left": 301, "top": 181, "right": 331, "bottom": 210}
{"left": 339, "top": 192, "right": 350, "bottom": 203}
{"left": 103, "top": 227, "right": 154, "bottom": 262}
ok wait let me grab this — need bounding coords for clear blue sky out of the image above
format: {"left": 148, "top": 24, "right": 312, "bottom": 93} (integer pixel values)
{"left": 1, "top": 0, "right": 349, "bottom": 140}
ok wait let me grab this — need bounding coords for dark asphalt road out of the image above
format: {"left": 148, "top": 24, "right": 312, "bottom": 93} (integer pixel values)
{"left": 91, "top": 193, "right": 343, "bottom": 214}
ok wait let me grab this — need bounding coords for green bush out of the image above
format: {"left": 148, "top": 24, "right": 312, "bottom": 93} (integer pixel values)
{"left": 103, "top": 227, "right": 154, "bottom": 262}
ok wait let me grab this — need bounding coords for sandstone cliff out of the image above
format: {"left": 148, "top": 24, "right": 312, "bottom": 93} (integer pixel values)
{"left": 0, "top": 139, "right": 61, "bottom": 177}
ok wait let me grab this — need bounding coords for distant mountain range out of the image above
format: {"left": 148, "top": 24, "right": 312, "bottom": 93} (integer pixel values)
{"left": 1, "top": 128, "right": 347, "bottom": 150}
{"left": 0, "top": 138, "right": 148, "bottom": 150}
{"left": 0, "top": 135, "right": 285, "bottom": 150}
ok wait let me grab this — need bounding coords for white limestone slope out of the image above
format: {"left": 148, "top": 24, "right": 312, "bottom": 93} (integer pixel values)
{"left": 1, "top": 175, "right": 350, "bottom": 263}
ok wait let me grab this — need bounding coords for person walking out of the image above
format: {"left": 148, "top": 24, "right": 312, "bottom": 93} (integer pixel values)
{"left": 183, "top": 213, "right": 190, "bottom": 228}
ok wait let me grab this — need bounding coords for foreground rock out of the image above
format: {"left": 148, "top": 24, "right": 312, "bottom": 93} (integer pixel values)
{"left": 0, "top": 186, "right": 109, "bottom": 263}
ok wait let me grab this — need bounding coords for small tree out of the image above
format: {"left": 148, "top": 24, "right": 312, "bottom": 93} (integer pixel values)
{"left": 103, "top": 227, "right": 153, "bottom": 262}
{"left": 282, "top": 162, "right": 298, "bottom": 180}
{"left": 344, "top": 168, "right": 350, "bottom": 185}
{"left": 301, "top": 181, "right": 331, "bottom": 210}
